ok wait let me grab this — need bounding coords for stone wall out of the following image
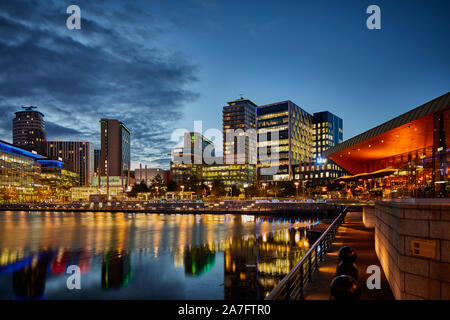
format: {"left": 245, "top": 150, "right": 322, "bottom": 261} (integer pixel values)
{"left": 375, "top": 199, "right": 450, "bottom": 300}
{"left": 363, "top": 205, "right": 375, "bottom": 229}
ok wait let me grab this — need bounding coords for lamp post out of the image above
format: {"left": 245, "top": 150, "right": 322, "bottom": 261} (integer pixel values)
{"left": 262, "top": 182, "right": 267, "bottom": 198}
{"left": 243, "top": 183, "right": 248, "bottom": 199}
{"left": 155, "top": 186, "right": 159, "bottom": 200}
{"left": 208, "top": 184, "right": 212, "bottom": 196}
{"left": 181, "top": 185, "right": 184, "bottom": 200}
{"left": 295, "top": 181, "right": 299, "bottom": 198}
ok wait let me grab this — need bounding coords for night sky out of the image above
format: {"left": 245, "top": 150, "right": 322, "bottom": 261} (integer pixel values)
{"left": 0, "top": 0, "right": 449, "bottom": 169}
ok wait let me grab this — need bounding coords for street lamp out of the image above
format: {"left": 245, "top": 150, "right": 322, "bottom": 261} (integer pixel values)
{"left": 294, "top": 181, "right": 299, "bottom": 198}
{"left": 180, "top": 185, "right": 184, "bottom": 200}
{"left": 243, "top": 183, "right": 248, "bottom": 199}
{"left": 262, "top": 183, "right": 267, "bottom": 197}
{"left": 155, "top": 186, "right": 159, "bottom": 200}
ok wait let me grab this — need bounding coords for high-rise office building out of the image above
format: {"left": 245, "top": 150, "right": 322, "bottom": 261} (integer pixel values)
{"left": 46, "top": 141, "right": 94, "bottom": 186}
{"left": 99, "top": 119, "right": 131, "bottom": 178}
{"left": 293, "top": 111, "right": 346, "bottom": 186}
{"left": 257, "top": 100, "right": 314, "bottom": 182}
{"left": 223, "top": 98, "right": 257, "bottom": 164}
{"left": 312, "top": 111, "right": 343, "bottom": 161}
{"left": 12, "top": 106, "right": 46, "bottom": 155}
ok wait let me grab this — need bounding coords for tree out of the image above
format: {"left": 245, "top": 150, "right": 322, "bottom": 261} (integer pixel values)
{"left": 166, "top": 180, "right": 178, "bottom": 192}
{"left": 246, "top": 185, "right": 260, "bottom": 197}
{"left": 128, "top": 181, "right": 149, "bottom": 197}
{"left": 211, "top": 179, "right": 226, "bottom": 197}
{"left": 278, "top": 181, "right": 296, "bottom": 197}
{"left": 230, "top": 185, "right": 240, "bottom": 197}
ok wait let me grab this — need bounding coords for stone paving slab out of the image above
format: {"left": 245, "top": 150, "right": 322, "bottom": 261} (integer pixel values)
{"left": 302, "top": 211, "right": 395, "bottom": 300}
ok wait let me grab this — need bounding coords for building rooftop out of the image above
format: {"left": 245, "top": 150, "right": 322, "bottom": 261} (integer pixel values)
{"left": 323, "top": 92, "right": 450, "bottom": 174}
{"left": 0, "top": 140, "right": 47, "bottom": 160}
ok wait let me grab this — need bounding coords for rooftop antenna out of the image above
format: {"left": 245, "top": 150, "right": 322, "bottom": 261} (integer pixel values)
{"left": 22, "top": 106, "right": 38, "bottom": 111}
{"left": 239, "top": 93, "right": 244, "bottom": 100}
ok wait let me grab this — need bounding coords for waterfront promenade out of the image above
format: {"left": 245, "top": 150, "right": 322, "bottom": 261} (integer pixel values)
{"left": 302, "top": 210, "right": 394, "bottom": 299}
{"left": 0, "top": 200, "right": 349, "bottom": 217}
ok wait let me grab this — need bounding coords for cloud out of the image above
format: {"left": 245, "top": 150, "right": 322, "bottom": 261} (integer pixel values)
{"left": 0, "top": 0, "right": 199, "bottom": 168}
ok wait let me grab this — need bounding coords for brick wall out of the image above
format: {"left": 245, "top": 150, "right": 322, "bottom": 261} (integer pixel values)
{"left": 375, "top": 200, "right": 450, "bottom": 300}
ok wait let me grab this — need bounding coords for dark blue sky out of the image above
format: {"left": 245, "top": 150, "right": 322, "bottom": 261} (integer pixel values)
{"left": 0, "top": 0, "right": 448, "bottom": 168}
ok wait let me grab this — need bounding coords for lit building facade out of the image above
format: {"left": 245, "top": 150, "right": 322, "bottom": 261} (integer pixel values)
{"left": 293, "top": 111, "right": 346, "bottom": 186}
{"left": 223, "top": 98, "right": 257, "bottom": 165}
{"left": 257, "top": 101, "right": 313, "bottom": 182}
{"left": 202, "top": 163, "right": 256, "bottom": 190}
{"left": 0, "top": 140, "right": 43, "bottom": 203}
{"left": 312, "top": 111, "right": 343, "bottom": 161}
{"left": 46, "top": 141, "right": 94, "bottom": 186}
{"left": 12, "top": 106, "right": 46, "bottom": 155}
{"left": 324, "top": 92, "right": 450, "bottom": 198}
{"left": 0, "top": 141, "right": 78, "bottom": 203}
{"left": 38, "top": 160, "right": 79, "bottom": 202}
{"left": 170, "top": 132, "right": 215, "bottom": 185}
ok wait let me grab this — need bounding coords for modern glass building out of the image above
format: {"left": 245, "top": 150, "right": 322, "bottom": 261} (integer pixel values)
{"left": 324, "top": 92, "right": 450, "bottom": 198}
{"left": 12, "top": 106, "right": 46, "bottom": 155}
{"left": 0, "top": 140, "right": 44, "bottom": 203}
{"left": 38, "top": 160, "right": 79, "bottom": 202}
{"left": 170, "top": 132, "right": 215, "bottom": 184}
{"left": 293, "top": 111, "right": 346, "bottom": 187}
{"left": 312, "top": 111, "right": 343, "bottom": 161}
{"left": 202, "top": 163, "right": 256, "bottom": 191}
{"left": 223, "top": 98, "right": 257, "bottom": 165}
{"left": 257, "top": 101, "right": 313, "bottom": 182}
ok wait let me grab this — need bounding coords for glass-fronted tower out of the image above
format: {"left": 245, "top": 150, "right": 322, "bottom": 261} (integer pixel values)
{"left": 223, "top": 98, "right": 257, "bottom": 164}
{"left": 312, "top": 111, "right": 343, "bottom": 161}
{"left": 257, "top": 101, "right": 313, "bottom": 181}
{"left": 12, "top": 106, "right": 46, "bottom": 155}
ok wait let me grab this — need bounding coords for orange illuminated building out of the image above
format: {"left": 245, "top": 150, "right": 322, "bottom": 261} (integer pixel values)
{"left": 323, "top": 92, "right": 449, "bottom": 198}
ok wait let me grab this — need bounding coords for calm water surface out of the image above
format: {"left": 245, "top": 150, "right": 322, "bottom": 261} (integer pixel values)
{"left": 0, "top": 211, "right": 317, "bottom": 299}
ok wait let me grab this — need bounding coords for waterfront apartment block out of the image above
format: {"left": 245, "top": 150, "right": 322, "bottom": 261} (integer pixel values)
{"left": 223, "top": 98, "right": 257, "bottom": 165}
{"left": 99, "top": 119, "right": 131, "bottom": 179}
{"left": 47, "top": 140, "right": 94, "bottom": 186}
{"left": 12, "top": 106, "right": 47, "bottom": 155}
{"left": 257, "top": 101, "right": 314, "bottom": 182}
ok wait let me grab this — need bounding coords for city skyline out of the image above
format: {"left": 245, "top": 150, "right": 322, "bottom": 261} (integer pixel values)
{"left": 0, "top": 0, "right": 449, "bottom": 171}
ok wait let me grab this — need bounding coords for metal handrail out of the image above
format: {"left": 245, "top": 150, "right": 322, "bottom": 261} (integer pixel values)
{"left": 265, "top": 207, "right": 347, "bottom": 300}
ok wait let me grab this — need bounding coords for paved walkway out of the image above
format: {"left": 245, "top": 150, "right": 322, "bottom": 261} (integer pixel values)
{"left": 302, "top": 211, "right": 394, "bottom": 300}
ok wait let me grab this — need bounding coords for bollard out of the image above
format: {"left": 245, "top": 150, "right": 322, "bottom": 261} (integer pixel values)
{"left": 336, "top": 246, "right": 358, "bottom": 279}
{"left": 330, "top": 275, "right": 361, "bottom": 300}
{"left": 338, "top": 246, "right": 357, "bottom": 263}
{"left": 336, "top": 261, "right": 358, "bottom": 280}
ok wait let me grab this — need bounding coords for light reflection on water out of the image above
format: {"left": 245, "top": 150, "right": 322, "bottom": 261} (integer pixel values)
{"left": 0, "top": 211, "right": 318, "bottom": 300}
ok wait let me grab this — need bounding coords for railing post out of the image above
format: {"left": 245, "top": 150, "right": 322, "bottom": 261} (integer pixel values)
{"left": 315, "top": 245, "right": 319, "bottom": 270}
{"left": 320, "top": 239, "right": 324, "bottom": 262}
{"left": 308, "top": 254, "right": 312, "bottom": 282}
{"left": 299, "top": 264, "right": 304, "bottom": 300}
